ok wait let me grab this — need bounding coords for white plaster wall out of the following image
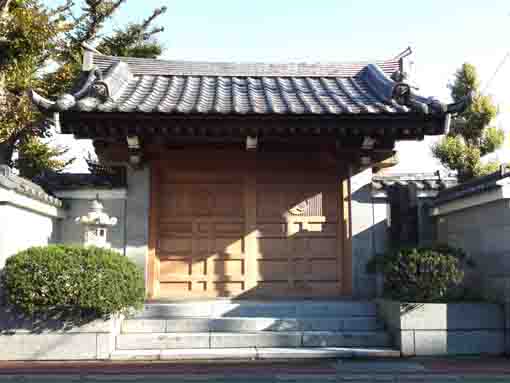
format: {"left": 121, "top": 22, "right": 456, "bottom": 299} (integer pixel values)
{"left": 0, "top": 204, "right": 59, "bottom": 268}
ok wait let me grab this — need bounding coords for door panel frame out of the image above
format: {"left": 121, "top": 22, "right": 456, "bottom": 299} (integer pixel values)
{"left": 147, "top": 155, "right": 353, "bottom": 299}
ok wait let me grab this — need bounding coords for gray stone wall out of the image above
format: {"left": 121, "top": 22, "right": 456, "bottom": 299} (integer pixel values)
{"left": 124, "top": 166, "right": 150, "bottom": 280}
{"left": 351, "top": 168, "right": 389, "bottom": 298}
{"left": 417, "top": 198, "right": 437, "bottom": 246}
{"left": 437, "top": 199, "right": 510, "bottom": 301}
{"left": 0, "top": 313, "right": 122, "bottom": 360}
{"left": 377, "top": 300, "right": 505, "bottom": 356}
{"left": 58, "top": 166, "right": 150, "bottom": 286}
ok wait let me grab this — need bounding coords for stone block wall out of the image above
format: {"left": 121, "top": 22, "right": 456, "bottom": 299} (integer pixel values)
{"left": 377, "top": 300, "right": 505, "bottom": 356}
{"left": 437, "top": 199, "right": 510, "bottom": 302}
{"left": 124, "top": 166, "right": 150, "bottom": 279}
{"left": 0, "top": 309, "right": 122, "bottom": 360}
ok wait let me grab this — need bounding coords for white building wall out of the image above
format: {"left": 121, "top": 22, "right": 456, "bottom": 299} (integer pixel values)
{"left": 0, "top": 167, "right": 64, "bottom": 269}
{"left": 0, "top": 204, "right": 60, "bottom": 268}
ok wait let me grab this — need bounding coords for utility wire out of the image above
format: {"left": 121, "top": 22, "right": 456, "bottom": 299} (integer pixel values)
{"left": 480, "top": 11, "right": 510, "bottom": 93}
{"left": 482, "top": 50, "right": 510, "bottom": 93}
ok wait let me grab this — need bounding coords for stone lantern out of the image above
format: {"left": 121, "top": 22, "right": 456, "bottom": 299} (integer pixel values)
{"left": 75, "top": 195, "right": 118, "bottom": 248}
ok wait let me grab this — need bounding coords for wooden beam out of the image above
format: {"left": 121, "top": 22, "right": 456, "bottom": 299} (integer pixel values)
{"left": 61, "top": 111, "right": 444, "bottom": 140}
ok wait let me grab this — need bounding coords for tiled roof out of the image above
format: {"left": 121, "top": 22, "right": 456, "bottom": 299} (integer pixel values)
{"left": 0, "top": 166, "right": 62, "bottom": 207}
{"left": 433, "top": 166, "right": 510, "bottom": 206}
{"left": 93, "top": 55, "right": 402, "bottom": 78}
{"left": 30, "top": 53, "right": 468, "bottom": 118}
{"left": 35, "top": 166, "right": 126, "bottom": 192}
{"left": 372, "top": 172, "right": 458, "bottom": 194}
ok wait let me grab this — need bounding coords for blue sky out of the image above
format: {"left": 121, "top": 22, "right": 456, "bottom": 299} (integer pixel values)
{"left": 109, "top": 0, "right": 510, "bottom": 103}
{"left": 48, "top": 0, "right": 510, "bottom": 172}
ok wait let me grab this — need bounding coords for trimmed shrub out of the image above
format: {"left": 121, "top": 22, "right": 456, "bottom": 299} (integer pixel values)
{"left": 3, "top": 245, "right": 145, "bottom": 317}
{"left": 367, "top": 244, "right": 473, "bottom": 302}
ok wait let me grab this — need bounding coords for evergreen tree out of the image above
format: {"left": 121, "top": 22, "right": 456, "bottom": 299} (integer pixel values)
{"left": 432, "top": 63, "right": 504, "bottom": 181}
{"left": 0, "top": 0, "right": 166, "bottom": 178}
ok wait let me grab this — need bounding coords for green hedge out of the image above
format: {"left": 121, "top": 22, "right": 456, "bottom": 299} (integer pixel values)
{"left": 3, "top": 245, "right": 145, "bottom": 317}
{"left": 367, "top": 245, "right": 474, "bottom": 302}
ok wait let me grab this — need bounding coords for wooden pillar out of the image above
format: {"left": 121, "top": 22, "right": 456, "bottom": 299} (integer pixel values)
{"left": 147, "top": 162, "right": 160, "bottom": 299}
{"left": 341, "top": 167, "right": 353, "bottom": 296}
{"left": 244, "top": 157, "right": 258, "bottom": 293}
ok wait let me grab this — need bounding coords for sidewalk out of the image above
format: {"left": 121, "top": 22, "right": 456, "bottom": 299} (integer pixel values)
{"left": 0, "top": 358, "right": 508, "bottom": 381}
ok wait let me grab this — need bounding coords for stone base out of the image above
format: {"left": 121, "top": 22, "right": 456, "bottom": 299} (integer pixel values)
{"left": 377, "top": 300, "right": 505, "bottom": 356}
{"left": 111, "top": 347, "right": 401, "bottom": 361}
{"left": 0, "top": 311, "right": 122, "bottom": 361}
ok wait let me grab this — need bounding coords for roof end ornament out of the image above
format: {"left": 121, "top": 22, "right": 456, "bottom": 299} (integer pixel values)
{"left": 29, "top": 57, "right": 130, "bottom": 113}
{"left": 447, "top": 90, "right": 475, "bottom": 114}
{"left": 82, "top": 43, "right": 102, "bottom": 71}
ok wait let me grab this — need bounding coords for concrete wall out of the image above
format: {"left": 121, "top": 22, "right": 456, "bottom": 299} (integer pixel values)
{"left": 0, "top": 311, "right": 122, "bottom": 360}
{"left": 377, "top": 300, "right": 505, "bottom": 356}
{"left": 124, "top": 166, "right": 150, "bottom": 280}
{"left": 351, "top": 168, "right": 389, "bottom": 298}
{"left": 417, "top": 198, "right": 437, "bottom": 246}
{"left": 56, "top": 166, "right": 150, "bottom": 280}
{"left": 437, "top": 199, "right": 510, "bottom": 301}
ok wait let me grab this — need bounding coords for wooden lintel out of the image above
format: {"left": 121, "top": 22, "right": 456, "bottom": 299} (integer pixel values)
{"left": 61, "top": 111, "right": 445, "bottom": 139}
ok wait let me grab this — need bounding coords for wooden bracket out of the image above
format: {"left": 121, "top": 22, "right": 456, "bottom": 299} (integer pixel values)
{"left": 127, "top": 135, "right": 143, "bottom": 168}
{"left": 246, "top": 136, "right": 258, "bottom": 151}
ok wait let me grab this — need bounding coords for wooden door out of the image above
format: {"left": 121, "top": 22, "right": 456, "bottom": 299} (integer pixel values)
{"left": 154, "top": 170, "right": 248, "bottom": 298}
{"left": 148, "top": 151, "right": 351, "bottom": 300}
{"left": 252, "top": 171, "right": 345, "bottom": 298}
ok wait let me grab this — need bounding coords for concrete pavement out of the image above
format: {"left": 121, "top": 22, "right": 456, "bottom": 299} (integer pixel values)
{"left": 0, "top": 358, "right": 509, "bottom": 381}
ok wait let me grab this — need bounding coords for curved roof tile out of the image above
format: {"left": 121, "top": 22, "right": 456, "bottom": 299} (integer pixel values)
{"left": 30, "top": 53, "right": 470, "bottom": 119}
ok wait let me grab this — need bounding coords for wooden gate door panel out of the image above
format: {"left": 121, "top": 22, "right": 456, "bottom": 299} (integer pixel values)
{"left": 254, "top": 173, "right": 343, "bottom": 298}
{"left": 150, "top": 154, "right": 349, "bottom": 300}
{"left": 157, "top": 172, "right": 248, "bottom": 298}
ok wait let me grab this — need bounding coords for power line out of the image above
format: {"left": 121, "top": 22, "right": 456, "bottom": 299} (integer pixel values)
{"left": 483, "top": 50, "right": 510, "bottom": 93}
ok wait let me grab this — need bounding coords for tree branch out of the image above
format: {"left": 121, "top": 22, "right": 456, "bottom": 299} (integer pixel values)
{"left": 0, "top": 0, "right": 12, "bottom": 17}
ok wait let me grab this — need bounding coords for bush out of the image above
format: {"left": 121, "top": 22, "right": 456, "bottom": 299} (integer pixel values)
{"left": 3, "top": 245, "right": 145, "bottom": 317}
{"left": 367, "top": 244, "right": 473, "bottom": 302}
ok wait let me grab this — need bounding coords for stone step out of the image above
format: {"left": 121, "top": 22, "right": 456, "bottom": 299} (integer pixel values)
{"left": 121, "top": 317, "right": 384, "bottom": 333}
{"left": 136, "top": 301, "right": 377, "bottom": 319}
{"left": 110, "top": 347, "right": 401, "bottom": 361}
{"left": 116, "top": 331, "right": 391, "bottom": 350}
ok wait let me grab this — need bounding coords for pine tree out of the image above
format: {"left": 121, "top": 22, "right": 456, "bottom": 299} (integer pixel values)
{"left": 0, "top": 0, "right": 166, "bottom": 178}
{"left": 432, "top": 63, "right": 504, "bottom": 182}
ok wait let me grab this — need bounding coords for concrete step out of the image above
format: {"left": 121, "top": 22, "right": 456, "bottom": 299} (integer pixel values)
{"left": 302, "top": 331, "right": 391, "bottom": 348}
{"left": 110, "top": 347, "right": 401, "bottom": 361}
{"left": 136, "top": 301, "right": 377, "bottom": 319}
{"left": 116, "top": 331, "right": 391, "bottom": 350}
{"left": 121, "top": 317, "right": 384, "bottom": 333}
